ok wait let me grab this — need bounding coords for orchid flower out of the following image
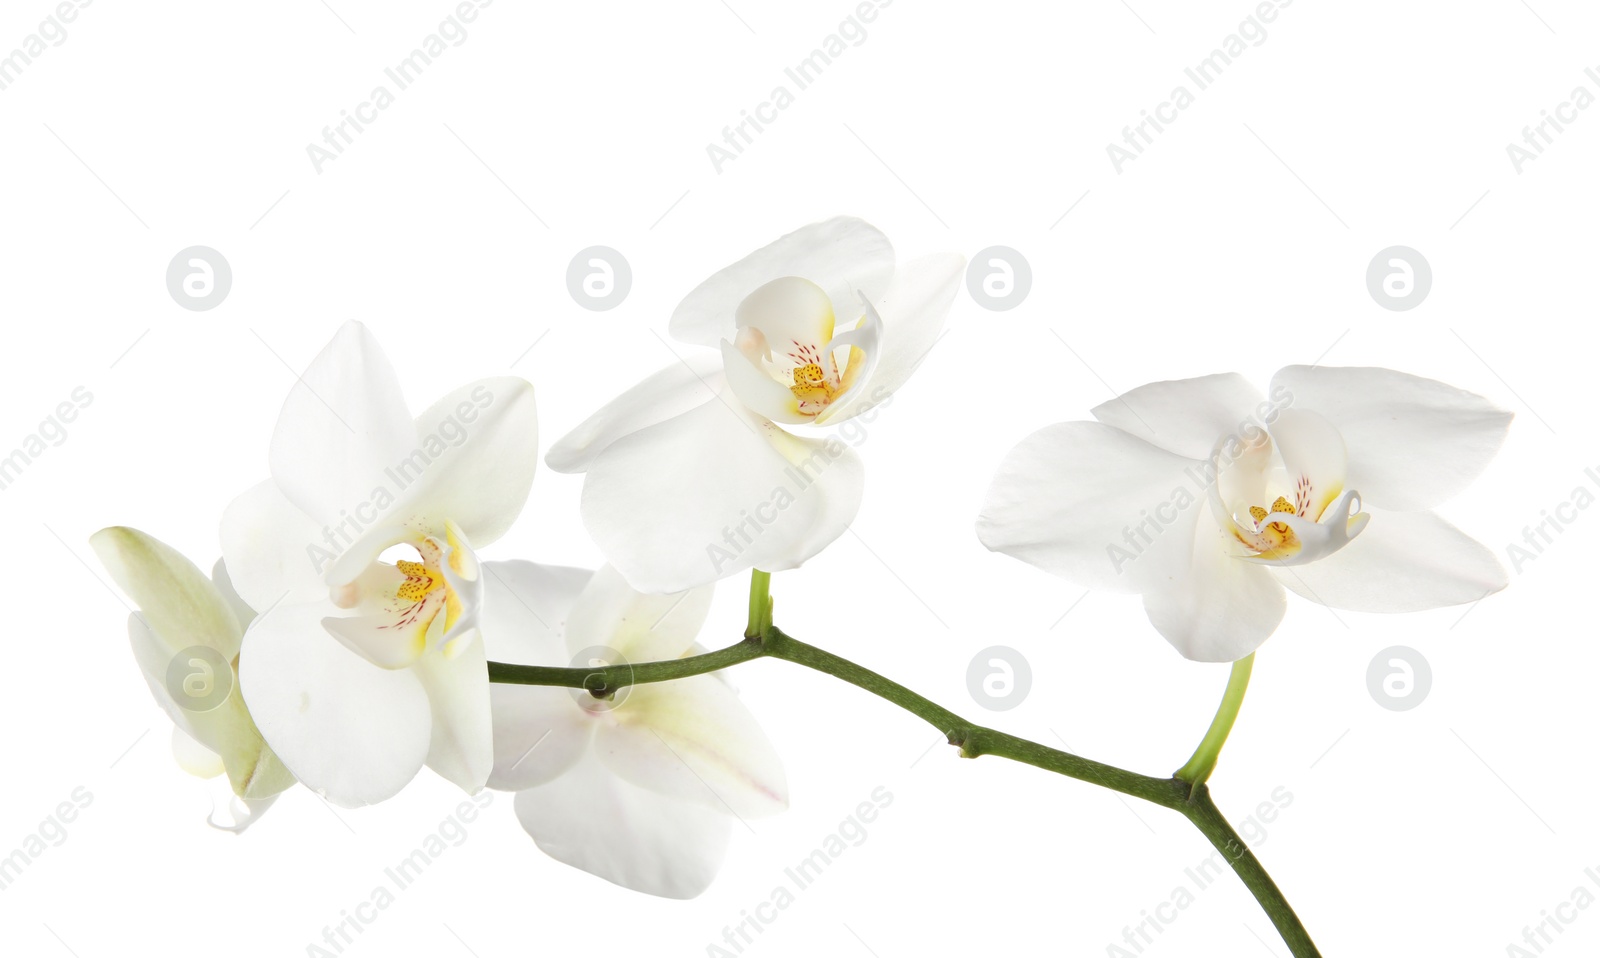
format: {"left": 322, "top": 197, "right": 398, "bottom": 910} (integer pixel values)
{"left": 218, "top": 321, "right": 538, "bottom": 806}
{"left": 548, "top": 217, "right": 964, "bottom": 593}
{"left": 977, "top": 366, "right": 1512, "bottom": 661}
{"left": 481, "top": 561, "right": 787, "bottom": 899}
{"left": 91, "top": 527, "right": 294, "bottom": 830}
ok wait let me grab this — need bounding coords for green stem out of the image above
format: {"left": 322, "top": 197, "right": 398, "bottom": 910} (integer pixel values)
{"left": 757, "top": 627, "right": 1187, "bottom": 809}
{"left": 746, "top": 568, "right": 772, "bottom": 638}
{"left": 486, "top": 577, "right": 1317, "bottom": 957}
{"left": 486, "top": 640, "right": 765, "bottom": 697}
{"left": 1175, "top": 652, "right": 1255, "bottom": 785}
{"left": 1179, "top": 784, "right": 1321, "bottom": 957}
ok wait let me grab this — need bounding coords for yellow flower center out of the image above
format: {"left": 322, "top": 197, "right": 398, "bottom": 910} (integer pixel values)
{"left": 1241, "top": 496, "right": 1299, "bottom": 557}
{"left": 790, "top": 361, "right": 836, "bottom": 408}
{"left": 394, "top": 558, "right": 445, "bottom": 603}
{"left": 375, "top": 527, "right": 476, "bottom": 644}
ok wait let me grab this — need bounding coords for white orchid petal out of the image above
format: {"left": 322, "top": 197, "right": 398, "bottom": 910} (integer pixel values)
{"left": 321, "top": 611, "right": 428, "bottom": 669}
{"left": 478, "top": 560, "right": 598, "bottom": 791}
{"left": 171, "top": 726, "right": 225, "bottom": 779}
{"left": 977, "top": 421, "right": 1204, "bottom": 594}
{"left": 1091, "top": 373, "right": 1269, "bottom": 459}
{"left": 597, "top": 675, "right": 788, "bottom": 819}
{"left": 489, "top": 687, "right": 593, "bottom": 792}
{"left": 1270, "top": 509, "right": 1506, "bottom": 612}
{"left": 389, "top": 376, "right": 539, "bottom": 548}
{"left": 1270, "top": 366, "right": 1513, "bottom": 511}
{"left": 320, "top": 520, "right": 411, "bottom": 595}
{"left": 824, "top": 253, "right": 962, "bottom": 423}
{"left": 313, "top": 377, "right": 536, "bottom": 593}
{"left": 813, "top": 295, "right": 886, "bottom": 426}
{"left": 478, "top": 560, "right": 594, "bottom": 662}
{"left": 268, "top": 321, "right": 420, "bottom": 527}
{"left": 1210, "top": 428, "right": 1274, "bottom": 527}
{"left": 547, "top": 355, "right": 726, "bottom": 474}
{"left": 1267, "top": 409, "right": 1349, "bottom": 522}
{"left": 219, "top": 479, "right": 330, "bottom": 611}
{"left": 735, "top": 275, "right": 836, "bottom": 350}
{"left": 580, "top": 396, "right": 864, "bottom": 592}
{"left": 566, "top": 565, "right": 715, "bottom": 663}
{"left": 431, "top": 520, "right": 485, "bottom": 656}
{"left": 1142, "top": 508, "right": 1288, "bottom": 662}
{"left": 513, "top": 751, "right": 733, "bottom": 900}
{"left": 670, "top": 217, "right": 895, "bottom": 348}
{"left": 210, "top": 559, "right": 257, "bottom": 639}
{"left": 239, "top": 602, "right": 431, "bottom": 807}
{"left": 411, "top": 638, "right": 494, "bottom": 794}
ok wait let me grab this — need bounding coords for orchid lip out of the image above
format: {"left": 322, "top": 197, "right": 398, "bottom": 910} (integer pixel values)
{"left": 319, "top": 519, "right": 485, "bottom": 669}
{"left": 724, "top": 277, "right": 883, "bottom": 424}
{"left": 1200, "top": 423, "right": 1369, "bottom": 567}
{"left": 1238, "top": 489, "right": 1370, "bottom": 567}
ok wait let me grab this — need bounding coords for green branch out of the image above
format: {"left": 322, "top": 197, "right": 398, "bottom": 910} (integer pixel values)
{"left": 756, "top": 627, "right": 1189, "bottom": 809}
{"left": 485, "top": 570, "right": 1320, "bottom": 957}
{"left": 486, "top": 639, "right": 765, "bottom": 697}
{"left": 1179, "top": 784, "right": 1322, "bottom": 956}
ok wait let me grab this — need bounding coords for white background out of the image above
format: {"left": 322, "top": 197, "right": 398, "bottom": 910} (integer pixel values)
{"left": 2, "top": 1, "right": 1597, "bottom": 956}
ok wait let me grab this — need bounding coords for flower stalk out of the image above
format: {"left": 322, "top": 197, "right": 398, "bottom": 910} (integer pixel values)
{"left": 746, "top": 568, "right": 772, "bottom": 637}
{"left": 1175, "top": 652, "right": 1256, "bottom": 786}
